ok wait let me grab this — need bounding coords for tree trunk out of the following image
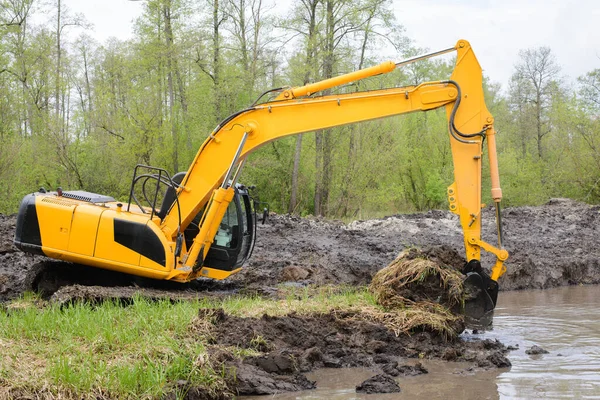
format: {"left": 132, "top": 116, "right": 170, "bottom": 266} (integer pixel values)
{"left": 288, "top": 134, "right": 303, "bottom": 213}
{"left": 55, "top": 0, "right": 61, "bottom": 128}
{"left": 315, "top": 0, "right": 334, "bottom": 216}
{"left": 337, "top": 10, "right": 374, "bottom": 216}
{"left": 163, "top": 0, "right": 178, "bottom": 172}
{"left": 213, "top": 0, "right": 222, "bottom": 123}
{"left": 314, "top": 131, "right": 323, "bottom": 216}
{"left": 82, "top": 44, "right": 93, "bottom": 136}
{"left": 536, "top": 92, "right": 543, "bottom": 159}
{"left": 175, "top": 63, "right": 191, "bottom": 151}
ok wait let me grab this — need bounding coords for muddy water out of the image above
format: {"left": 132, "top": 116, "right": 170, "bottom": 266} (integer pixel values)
{"left": 241, "top": 362, "right": 502, "bottom": 399}
{"left": 241, "top": 285, "right": 600, "bottom": 399}
{"left": 488, "top": 285, "right": 600, "bottom": 399}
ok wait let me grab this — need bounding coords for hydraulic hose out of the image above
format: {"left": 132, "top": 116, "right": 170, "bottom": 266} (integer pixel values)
{"left": 442, "top": 80, "right": 487, "bottom": 144}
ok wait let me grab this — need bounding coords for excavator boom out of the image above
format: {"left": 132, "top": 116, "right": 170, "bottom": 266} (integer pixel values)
{"left": 14, "top": 39, "right": 508, "bottom": 321}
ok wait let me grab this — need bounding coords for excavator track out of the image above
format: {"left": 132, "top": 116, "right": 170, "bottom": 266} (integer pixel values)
{"left": 23, "top": 260, "right": 239, "bottom": 305}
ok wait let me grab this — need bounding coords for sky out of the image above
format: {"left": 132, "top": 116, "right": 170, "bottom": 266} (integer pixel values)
{"left": 61, "top": 0, "right": 599, "bottom": 89}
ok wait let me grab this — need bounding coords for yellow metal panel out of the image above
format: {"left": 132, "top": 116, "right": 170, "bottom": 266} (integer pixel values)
{"left": 68, "top": 204, "right": 103, "bottom": 256}
{"left": 48, "top": 250, "right": 170, "bottom": 280}
{"left": 421, "top": 88, "right": 455, "bottom": 104}
{"left": 198, "top": 266, "right": 242, "bottom": 280}
{"left": 140, "top": 255, "right": 166, "bottom": 270}
{"left": 94, "top": 211, "right": 142, "bottom": 267}
{"left": 445, "top": 39, "right": 487, "bottom": 262}
{"left": 35, "top": 197, "right": 76, "bottom": 251}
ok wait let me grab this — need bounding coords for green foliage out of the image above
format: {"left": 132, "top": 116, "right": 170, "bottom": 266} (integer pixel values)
{"left": 424, "top": 172, "right": 447, "bottom": 208}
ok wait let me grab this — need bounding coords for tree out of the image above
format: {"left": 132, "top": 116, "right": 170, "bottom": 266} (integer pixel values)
{"left": 286, "top": 0, "right": 321, "bottom": 214}
{"left": 510, "top": 47, "right": 561, "bottom": 159}
{"left": 54, "top": 0, "right": 87, "bottom": 131}
{"left": 578, "top": 68, "right": 600, "bottom": 112}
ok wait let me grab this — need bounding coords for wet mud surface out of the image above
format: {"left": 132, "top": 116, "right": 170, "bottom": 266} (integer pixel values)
{"left": 237, "top": 198, "right": 600, "bottom": 291}
{"left": 202, "top": 309, "right": 510, "bottom": 396}
{"left": 355, "top": 374, "right": 401, "bottom": 394}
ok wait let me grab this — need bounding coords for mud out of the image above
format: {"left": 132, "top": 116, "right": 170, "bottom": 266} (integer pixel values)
{"left": 525, "top": 345, "right": 549, "bottom": 355}
{"left": 382, "top": 361, "right": 428, "bottom": 377}
{"left": 369, "top": 247, "right": 464, "bottom": 309}
{"left": 355, "top": 374, "right": 401, "bottom": 394}
{"left": 2, "top": 198, "right": 599, "bottom": 301}
{"left": 201, "top": 309, "right": 510, "bottom": 397}
{"left": 237, "top": 198, "right": 600, "bottom": 291}
{"left": 0, "top": 214, "right": 44, "bottom": 301}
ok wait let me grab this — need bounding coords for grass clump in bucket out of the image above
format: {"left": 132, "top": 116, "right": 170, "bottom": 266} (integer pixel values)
{"left": 368, "top": 248, "right": 466, "bottom": 338}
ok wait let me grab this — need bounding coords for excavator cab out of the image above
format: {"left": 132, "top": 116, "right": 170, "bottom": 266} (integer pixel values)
{"left": 152, "top": 169, "right": 257, "bottom": 274}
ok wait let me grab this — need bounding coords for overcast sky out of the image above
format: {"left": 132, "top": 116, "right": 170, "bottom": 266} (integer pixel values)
{"left": 62, "top": 0, "right": 599, "bottom": 89}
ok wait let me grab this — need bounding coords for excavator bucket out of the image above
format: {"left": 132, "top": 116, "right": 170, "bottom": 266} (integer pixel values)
{"left": 461, "top": 260, "right": 499, "bottom": 329}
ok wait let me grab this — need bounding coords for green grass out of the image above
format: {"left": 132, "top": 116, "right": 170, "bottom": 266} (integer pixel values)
{"left": 0, "top": 295, "right": 224, "bottom": 399}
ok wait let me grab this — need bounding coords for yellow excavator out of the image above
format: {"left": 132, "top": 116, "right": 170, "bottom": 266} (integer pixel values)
{"left": 14, "top": 39, "right": 508, "bottom": 322}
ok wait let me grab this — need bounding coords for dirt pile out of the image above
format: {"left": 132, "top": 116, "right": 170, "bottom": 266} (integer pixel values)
{"left": 236, "top": 198, "right": 600, "bottom": 291}
{"left": 0, "top": 214, "right": 44, "bottom": 301}
{"left": 368, "top": 248, "right": 466, "bottom": 338}
{"left": 198, "top": 308, "right": 511, "bottom": 396}
{"left": 355, "top": 374, "right": 401, "bottom": 394}
{"left": 526, "top": 345, "right": 549, "bottom": 355}
{"left": 497, "top": 198, "right": 600, "bottom": 290}
{"left": 385, "top": 361, "right": 428, "bottom": 377}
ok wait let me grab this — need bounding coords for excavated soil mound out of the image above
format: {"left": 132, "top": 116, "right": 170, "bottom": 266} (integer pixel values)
{"left": 355, "top": 374, "right": 401, "bottom": 394}
{"left": 368, "top": 247, "right": 466, "bottom": 338}
{"left": 0, "top": 214, "right": 44, "bottom": 301}
{"left": 198, "top": 309, "right": 510, "bottom": 396}
{"left": 236, "top": 198, "right": 600, "bottom": 291}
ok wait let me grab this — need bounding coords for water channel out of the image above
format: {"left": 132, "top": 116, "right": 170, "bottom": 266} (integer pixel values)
{"left": 242, "top": 285, "right": 600, "bottom": 399}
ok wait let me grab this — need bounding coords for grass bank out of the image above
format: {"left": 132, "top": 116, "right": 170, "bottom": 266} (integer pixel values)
{"left": 0, "top": 284, "right": 465, "bottom": 399}
{"left": 0, "top": 287, "right": 376, "bottom": 399}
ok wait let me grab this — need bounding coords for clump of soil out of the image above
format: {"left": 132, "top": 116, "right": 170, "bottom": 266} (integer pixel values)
{"left": 382, "top": 361, "right": 428, "bottom": 377}
{"left": 356, "top": 374, "right": 401, "bottom": 394}
{"left": 526, "top": 345, "right": 549, "bottom": 355}
{"left": 0, "top": 214, "right": 44, "bottom": 301}
{"left": 197, "top": 308, "right": 511, "bottom": 396}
